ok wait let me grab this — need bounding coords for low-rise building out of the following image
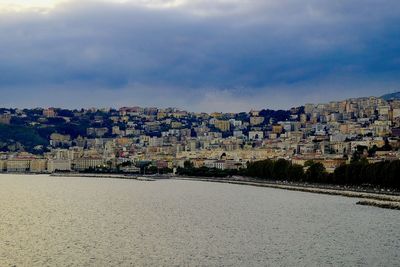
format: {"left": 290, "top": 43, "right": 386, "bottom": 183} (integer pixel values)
{"left": 30, "top": 159, "right": 48, "bottom": 173}
{"left": 0, "top": 160, "right": 7, "bottom": 171}
{"left": 73, "top": 157, "right": 104, "bottom": 171}
{"left": 6, "top": 159, "right": 30, "bottom": 172}
{"left": 48, "top": 159, "right": 71, "bottom": 172}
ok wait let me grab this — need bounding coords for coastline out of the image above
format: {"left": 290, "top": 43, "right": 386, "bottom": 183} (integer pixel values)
{"left": 173, "top": 176, "right": 400, "bottom": 210}
{"left": 51, "top": 172, "right": 138, "bottom": 179}
{"left": 50, "top": 172, "right": 159, "bottom": 181}
{"left": 1, "top": 172, "right": 399, "bottom": 210}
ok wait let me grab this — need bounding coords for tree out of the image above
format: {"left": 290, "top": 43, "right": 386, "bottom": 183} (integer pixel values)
{"left": 304, "top": 160, "right": 314, "bottom": 167}
{"left": 351, "top": 145, "right": 368, "bottom": 163}
{"left": 333, "top": 164, "right": 347, "bottom": 184}
{"left": 273, "top": 159, "right": 290, "bottom": 180}
{"left": 379, "top": 138, "right": 392, "bottom": 151}
{"left": 287, "top": 164, "right": 304, "bottom": 181}
{"left": 306, "top": 162, "right": 327, "bottom": 183}
{"left": 184, "top": 160, "right": 194, "bottom": 169}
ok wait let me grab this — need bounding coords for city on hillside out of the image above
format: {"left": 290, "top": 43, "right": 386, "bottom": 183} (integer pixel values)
{"left": 1, "top": 93, "right": 400, "bottom": 174}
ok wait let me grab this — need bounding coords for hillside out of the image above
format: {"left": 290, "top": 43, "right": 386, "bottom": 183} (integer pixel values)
{"left": 0, "top": 124, "right": 48, "bottom": 153}
{"left": 381, "top": 91, "right": 400, "bottom": 100}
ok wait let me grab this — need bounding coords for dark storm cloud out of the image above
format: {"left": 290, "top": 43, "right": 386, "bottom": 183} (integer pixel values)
{"left": 0, "top": 0, "right": 400, "bottom": 111}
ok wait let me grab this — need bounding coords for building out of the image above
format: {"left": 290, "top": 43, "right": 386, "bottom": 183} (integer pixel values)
{"left": 6, "top": 159, "right": 30, "bottom": 172}
{"left": 249, "top": 131, "right": 264, "bottom": 140}
{"left": 73, "top": 157, "right": 104, "bottom": 171}
{"left": 43, "top": 108, "right": 56, "bottom": 118}
{"left": 87, "top": 127, "right": 109, "bottom": 137}
{"left": 112, "top": 126, "right": 121, "bottom": 135}
{"left": 250, "top": 116, "right": 264, "bottom": 126}
{"left": 0, "top": 114, "right": 11, "bottom": 124}
{"left": 272, "top": 125, "right": 283, "bottom": 134}
{"left": 0, "top": 160, "right": 6, "bottom": 171}
{"left": 30, "top": 159, "right": 47, "bottom": 173}
{"left": 47, "top": 159, "right": 71, "bottom": 172}
{"left": 171, "top": 121, "right": 183, "bottom": 129}
{"left": 214, "top": 120, "right": 231, "bottom": 132}
{"left": 50, "top": 133, "right": 71, "bottom": 147}
{"left": 204, "top": 159, "right": 244, "bottom": 170}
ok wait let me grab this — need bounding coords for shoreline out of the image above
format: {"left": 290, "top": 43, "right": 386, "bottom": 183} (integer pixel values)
{"left": 51, "top": 172, "right": 138, "bottom": 179}
{"left": 1, "top": 172, "right": 399, "bottom": 210}
{"left": 50, "top": 172, "right": 160, "bottom": 181}
{"left": 174, "top": 176, "right": 400, "bottom": 210}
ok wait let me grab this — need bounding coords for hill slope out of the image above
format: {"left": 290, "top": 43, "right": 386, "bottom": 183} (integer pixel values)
{"left": 0, "top": 124, "right": 48, "bottom": 153}
{"left": 381, "top": 91, "right": 400, "bottom": 100}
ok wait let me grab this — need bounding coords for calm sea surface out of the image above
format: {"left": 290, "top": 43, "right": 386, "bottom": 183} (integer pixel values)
{"left": 0, "top": 174, "right": 399, "bottom": 266}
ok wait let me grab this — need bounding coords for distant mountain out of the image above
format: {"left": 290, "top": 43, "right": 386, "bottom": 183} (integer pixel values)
{"left": 381, "top": 91, "right": 400, "bottom": 100}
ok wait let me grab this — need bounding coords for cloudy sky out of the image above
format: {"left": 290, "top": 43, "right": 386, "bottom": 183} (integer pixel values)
{"left": 0, "top": 0, "right": 399, "bottom": 112}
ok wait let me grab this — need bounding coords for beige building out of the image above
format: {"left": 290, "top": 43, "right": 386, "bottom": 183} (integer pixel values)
{"left": 50, "top": 133, "right": 71, "bottom": 142}
{"left": 50, "top": 133, "right": 71, "bottom": 147}
{"left": 47, "top": 159, "right": 71, "bottom": 172}
{"left": 300, "top": 114, "right": 307, "bottom": 123}
{"left": 30, "top": 159, "right": 48, "bottom": 173}
{"left": 250, "top": 116, "right": 264, "bottom": 126}
{"left": 73, "top": 157, "right": 104, "bottom": 171}
{"left": 0, "top": 160, "right": 6, "bottom": 171}
{"left": 214, "top": 120, "right": 230, "bottom": 132}
{"left": 43, "top": 108, "right": 56, "bottom": 118}
{"left": 171, "top": 121, "right": 183, "bottom": 129}
{"left": 272, "top": 125, "right": 283, "bottom": 134}
{"left": 6, "top": 159, "right": 30, "bottom": 172}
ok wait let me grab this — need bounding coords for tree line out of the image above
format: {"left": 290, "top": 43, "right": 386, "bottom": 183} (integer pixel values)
{"left": 177, "top": 161, "right": 239, "bottom": 177}
{"left": 178, "top": 158, "right": 400, "bottom": 189}
{"left": 245, "top": 158, "right": 400, "bottom": 189}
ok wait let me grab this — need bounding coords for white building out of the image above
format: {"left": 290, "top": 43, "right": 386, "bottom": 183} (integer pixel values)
{"left": 248, "top": 131, "right": 264, "bottom": 140}
{"left": 73, "top": 158, "right": 104, "bottom": 171}
{"left": 47, "top": 159, "right": 71, "bottom": 173}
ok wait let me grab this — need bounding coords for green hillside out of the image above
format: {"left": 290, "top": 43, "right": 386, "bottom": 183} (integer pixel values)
{"left": 0, "top": 124, "right": 48, "bottom": 153}
{"left": 381, "top": 91, "right": 400, "bottom": 100}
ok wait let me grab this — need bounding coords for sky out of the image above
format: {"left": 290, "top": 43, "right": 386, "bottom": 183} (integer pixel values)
{"left": 0, "top": 0, "right": 400, "bottom": 112}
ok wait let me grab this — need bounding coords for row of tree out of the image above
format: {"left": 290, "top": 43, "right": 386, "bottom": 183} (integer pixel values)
{"left": 333, "top": 160, "right": 400, "bottom": 188}
{"left": 178, "top": 158, "right": 400, "bottom": 189}
{"left": 245, "top": 158, "right": 400, "bottom": 189}
{"left": 177, "top": 161, "right": 238, "bottom": 177}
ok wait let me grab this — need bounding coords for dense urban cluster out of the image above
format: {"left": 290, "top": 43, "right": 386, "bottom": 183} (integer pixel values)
{"left": 1, "top": 94, "right": 400, "bottom": 180}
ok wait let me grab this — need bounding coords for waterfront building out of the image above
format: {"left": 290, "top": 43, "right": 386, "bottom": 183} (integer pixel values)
{"left": 6, "top": 159, "right": 31, "bottom": 172}
{"left": 47, "top": 159, "right": 72, "bottom": 173}
{"left": 0, "top": 160, "right": 6, "bottom": 171}
{"left": 73, "top": 157, "right": 104, "bottom": 171}
{"left": 30, "top": 159, "right": 47, "bottom": 173}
